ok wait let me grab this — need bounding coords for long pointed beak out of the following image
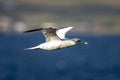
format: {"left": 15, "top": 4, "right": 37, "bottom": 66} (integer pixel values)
{"left": 84, "top": 42, "right": 88, "bottom": 44}
{"left": 80, "top": 41, "right": 88, "bottom": 44}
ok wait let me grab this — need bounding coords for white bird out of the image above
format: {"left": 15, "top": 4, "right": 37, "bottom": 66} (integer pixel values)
{"left": 24, "top": 27, "right": 88, "bottom": 50}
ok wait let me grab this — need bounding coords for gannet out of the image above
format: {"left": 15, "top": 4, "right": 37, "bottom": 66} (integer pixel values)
{"left": 24, "top": 27, "right": 88, "bottom": 50}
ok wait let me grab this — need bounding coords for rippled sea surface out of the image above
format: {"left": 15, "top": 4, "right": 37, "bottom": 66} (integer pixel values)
{"left": 0, "top": 33, "right": 120, "bottom": 80}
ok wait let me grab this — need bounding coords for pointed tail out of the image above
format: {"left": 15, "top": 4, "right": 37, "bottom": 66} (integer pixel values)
{"left": 24, "top": 47, "right": 40, "bottom": 50}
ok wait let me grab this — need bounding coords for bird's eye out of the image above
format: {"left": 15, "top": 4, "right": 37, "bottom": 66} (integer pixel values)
{"left": 77, "top": 40, "right": 80, "bottom": 42}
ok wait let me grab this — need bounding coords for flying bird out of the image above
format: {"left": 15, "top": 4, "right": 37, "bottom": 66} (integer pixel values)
{"left": 24, "top": 27, "right": 88, "bottom": 50}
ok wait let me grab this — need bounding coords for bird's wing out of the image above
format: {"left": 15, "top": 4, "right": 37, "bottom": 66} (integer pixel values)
{"left": 24, "top": 28, "right": 61, "bottom": 42}
{"left": 24, "top": 28, "right": 43, "bottom": 33}
{"left": 56, "top": 27, "right": 73, "bottom": 39}
{"left": 42, "top": 28, "right": 61, "bottom": 42}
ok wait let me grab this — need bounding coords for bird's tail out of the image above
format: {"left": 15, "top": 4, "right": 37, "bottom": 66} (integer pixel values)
{"left": 24, "top": 47, "right": 40, "bottom": 50}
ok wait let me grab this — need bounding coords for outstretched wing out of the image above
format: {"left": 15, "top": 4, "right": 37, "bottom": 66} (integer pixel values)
{"left": 42, "top": 28, "right": 61, "bottom": 42}
{"left": 24, "top": 28, "right": 61, "bottom": 42}
{"left": 56, "top": 27, "right": 73, "bottom": 39}
{"left": 24, "top": 28, "right": 43, "bottom": 33}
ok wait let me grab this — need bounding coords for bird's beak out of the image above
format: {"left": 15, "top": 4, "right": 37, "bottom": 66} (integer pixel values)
{"left": 84, "top": 42, "right": 88, "bottom": 44}
{"left": 79, "top": 41, "right": 88, "bottom": 44}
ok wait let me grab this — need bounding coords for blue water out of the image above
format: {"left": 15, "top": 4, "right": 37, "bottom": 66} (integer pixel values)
{"left": 0, "top": 33, "right": 120, "bottom": 80}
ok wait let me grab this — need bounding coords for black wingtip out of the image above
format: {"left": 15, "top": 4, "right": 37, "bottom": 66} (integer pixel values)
{"left": 23, "top": 28, "right": 43, "bottom": 33}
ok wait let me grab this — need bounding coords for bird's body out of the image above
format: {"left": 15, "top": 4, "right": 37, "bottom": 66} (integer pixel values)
{"left": 27, "top": 39, "right": 76, "bottom": 50}
{"left": 24, "top": 27, "right": 87, "bottom": 50}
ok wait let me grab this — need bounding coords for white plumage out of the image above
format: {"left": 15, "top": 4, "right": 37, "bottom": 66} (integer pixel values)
{"left": 56, "top": 27, "right": 73, "bottom": 39}
{"left": 24, "top": 27, "right": 87, "bottom": 50}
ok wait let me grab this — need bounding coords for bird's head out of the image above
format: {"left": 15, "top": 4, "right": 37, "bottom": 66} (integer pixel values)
{"left": 72, "top": 38, "right": 88, "bottom": 44}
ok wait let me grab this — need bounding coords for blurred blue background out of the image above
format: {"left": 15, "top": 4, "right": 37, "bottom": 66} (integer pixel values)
{"left": 0, "top": 0, "right": 120, "bottom": 80}
{"left": 0, "top": 33, "right": 120, "bottom": 80}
